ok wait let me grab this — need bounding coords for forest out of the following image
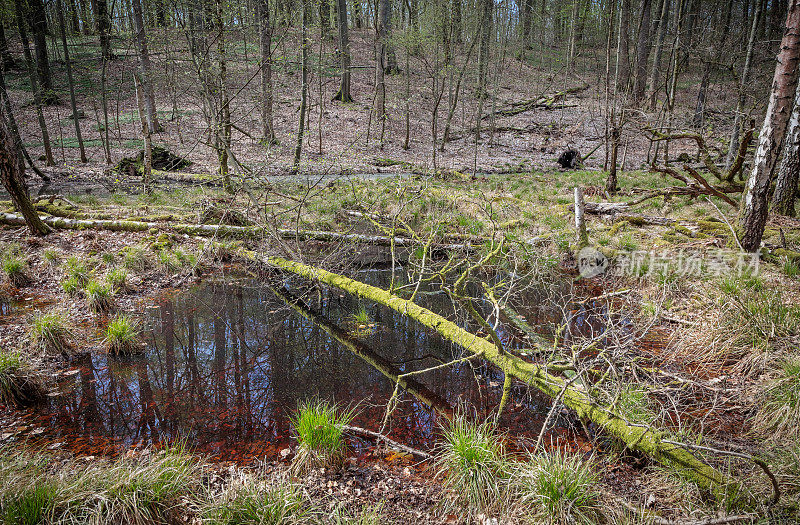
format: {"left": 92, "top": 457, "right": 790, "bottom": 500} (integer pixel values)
{"left": 1, "top": 0, "right": 800, "bottom": 522}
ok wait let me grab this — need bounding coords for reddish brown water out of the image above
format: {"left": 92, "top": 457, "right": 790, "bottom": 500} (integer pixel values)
{"left": 15, "top": 271, "right": 587, "bottom": 462}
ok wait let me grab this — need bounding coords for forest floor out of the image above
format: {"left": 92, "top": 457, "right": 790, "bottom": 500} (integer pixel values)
{"left": 2, "top": 166, "right": 800, "bottom": 522}
{"left": 2, "top": 27, "right": 799, "bottom": 524}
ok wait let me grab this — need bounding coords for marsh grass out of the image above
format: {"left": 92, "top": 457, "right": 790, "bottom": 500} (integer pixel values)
{"left": 436, "top": 414, "right": 513, "bottom": 515}
{"left": 85, "top": 280, "right": 115, "bottom": 313}
{"left": 2, "top": 255, "right": 29, "bottom": 287}
{"left": 104, "top": 315, "right": 140, "bottom": 354}
{"left": 202, "top": 478, "right": 309, "bottom": 524}
{"left": 0, "top": 351, "right": 45, "bottom": 408}
{"left": 63, "top": 256, "right": 91, "bottom": 285}
{"left": 105, "top": 268, "right": 130, "bottom": 292}
{"left": 328, "top": 502, "right": 383, "bottom": 525}
{"left": 290, "top": 399, "right": 354, "bottom": 475}
{"left": 61, "top": 275, "right": 82, "bottom": 295}
{"left": 121, "top": 245, "right": 152, "bottom": 272}
{"left": 513, "top": 449, "right": 600, "bottom": 524}
{"left": 351, "top": 306, "right": 369, "bottom": 326}
{"left": 755, "top": 359, "right": 800, "bottom": 440}
{"left": 28, "top": 310, "right": 73, "bottom": 354}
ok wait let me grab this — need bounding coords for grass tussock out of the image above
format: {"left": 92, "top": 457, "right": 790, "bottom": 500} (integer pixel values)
{"left": 513, "top": 449, "right": 600, "bottom": 524}
{"left": 63, "top": 256, "right": 91, "bottom": 285}
{"left": 85, "top": 280, "right": 115, "bottom": 313}
{"left": 0, "top": 444, "right": 201, "bottom": 525}
{"left": 436, "top": 414, "right": 512, "bottom": 515}
{"left": 754, "top": 358, "right": 800, "bottom": 441}
{"left": 1, "top": 254, "right": 29, "bottom": 287}
{"left": 202, "top": 478, "right": 309, "bottom": 524}
{"left": 0, "top": 351, "right": 45, "bottom": 408}
{"left": 290, "top": 399, "right": 354, "bottom": 476}
{"left": 105, "top": 267, "right": 130, "bottom": 292}
{"left": 28, "top": 310, "right": 73, "bottom": 355}
{"left": 104, "top": 315, "right": 140, "bottom": 354}
{"left": 121, "top": 245, "right": 152, "bottom": 272}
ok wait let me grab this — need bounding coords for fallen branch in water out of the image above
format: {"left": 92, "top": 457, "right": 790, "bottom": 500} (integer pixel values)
{"left": 251, "top": 253, "right": 738, "bottom": 500}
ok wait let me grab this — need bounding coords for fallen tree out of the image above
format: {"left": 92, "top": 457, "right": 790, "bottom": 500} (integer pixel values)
{"left": 0, "top": 212, "right": 472, "bottom": 251}
{"left": 251, "top": 252, "right": 737, "bottom": 499}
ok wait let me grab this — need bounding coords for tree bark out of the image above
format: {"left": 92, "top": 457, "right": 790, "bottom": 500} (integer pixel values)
{"left": 0, "top": 23, "right": 16, "bottom": 70}
{"left": 332, "top": 0, "right": 354, "bottom": 102}
{"left": 14, "top": 0, "right": 55, "bottom": 167}
{"left": 0, "top": 108, "right": 49, "bottom": 235}
{"left": 618, "top": 0, "right": 632, "bottom": 93}
{"left": 56, "top": 0, "right": 88, "bottom": 163}
{"left": 646, "top": 0, "right": 669, "bottom": 109}
{"left": 772, "top": 80, "right": 800, "bottom": 216}
{"left": 259, "top": 0, "right": 277, "bottom": 142}
{"left": 27, "top": 0, "right": 53, "bottom": 100}
{"left": 375, "top": 0, "right": 390, "bottom": 139}
{"left": 131, "top": 0, "right": 162, "bottom": 133}
{"left": 726, "top": 0, "right": 762, "bottom": 169}
{"left": 740, "top": 0, "right": 800, "bottom": 252}
{"left": 293, "top": 0, "right": 309, "bottom": 172}
{"left": 477, "top": 0, "right": 493, "bottom": 97}
{"left": 90, "top": 0, "right": 113, "bottom": 60}
{"left": 632, "top": 0, "right": 652, "bottom": 104}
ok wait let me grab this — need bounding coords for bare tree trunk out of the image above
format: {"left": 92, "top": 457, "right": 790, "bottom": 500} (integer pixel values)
{"left": 214, "top": 0, "right": 232, "bottom": 192}
{"left": 477, "top": 0, "right": 493, "bottom": 97}
{"left": 632, "top": 0, "right": 652, "bottom": 104}
{"left": 56, "top": 0, "right": 88, "bottom": 163}
{"left": 520, "top": 0, "right": 532, "bottom": 49}
{"left": 0, "top": 107, "right": 49, "bottom": 235}
{"left": 375, "top": 0, "right": 390, "bottom": 142}
{"left": 27, "top": 0, "right": 54, "bottom": 101}
{"left": 618, "top": 0, "right": 632, "bottom": 93}
{"left": 292, "top": 0, "right": 309, "bottom": 172}
{"left": 131, "top": 0, "right": 162, "bottom": 133}
{"left": 772, "top": 80, "right": 800, "bottom": 216}
{"left": 726, "top": 0, "right": 762, "bottom": 169}
{"left": 134, "top": 73, "right": 152, "bottom": 192}
{"left": 14, "top": 0, "right": 54, "bottom": 167}
{"left": 740, "top": 0, "right": 800, "bottom": 252}
{"left": 91, "top": 0, "right": 113, "bottom": 60}
{"left": 646, "top": 0, "right": 669, "bottom": 108}
{"left": 0, "top": 24, "right": 16, "bottom": 70}
{"left": 332, "top": 0, "right": 354, "bottom": 102}
{"left": 452, "top": 0, "right": 463, "bottom": 45}
{"left": 259, "top": 0, "right": 277, "bottom": 142}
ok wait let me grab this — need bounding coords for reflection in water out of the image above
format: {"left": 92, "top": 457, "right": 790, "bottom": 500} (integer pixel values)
{"left": 29, "top": 271, "right": 571, "bottom": 461}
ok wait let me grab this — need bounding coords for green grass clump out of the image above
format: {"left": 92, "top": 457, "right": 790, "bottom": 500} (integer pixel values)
{"left": 104, "top": 315, "right": 140, "bottom": 354}
{"left": 755, "top": 359, "right": 800, "bottom": 440}
{"left": 784, "top": 257, "right": 800, "bottom": 279}
{"left": 105, "top": 268, "right": 130, "bottom": 292}
{"left": 28, "top": 310, "right": 73, "bottom": 354}
{"left": 85, "top": 280, "right": 114, "bottom": 313}
{"left": 1, "top": 482, "right": 55, "bottom": 525}
{"left": 63, "top": 256, "right": 91, "bottom": 285}
{"left": 2, "top": 255, "right": 28, "bottom": 287}
{"left": 436, "top": 414, "right": 512, "bottom": 515}
{"left": 513, "top": 449, "right": 600, "bottom": 524}
{"left": 202, "top": 480, "right": 309, "bottom": 525}
{"left": 0, "top": 351, "right": 45, "bottom": 408}
{"left": 61, "top": 275, "right": 82, "bottom": 295}
{"left": 121, "top": 245, "right": 152, "bottom": 272}
{"left": 352, "top": 306, "right": 369, "bottom": 326}
{"left": 724, "top": 288, "right": 800, "bottom": 351}
{"left": 290, "top": 399, "right": 354, "bottom": 475}
{"left": 328, "top": 502, "right": 383, "bottom": 524}
{"left": 615, "top": 387, "right": 655, "bottom": 425}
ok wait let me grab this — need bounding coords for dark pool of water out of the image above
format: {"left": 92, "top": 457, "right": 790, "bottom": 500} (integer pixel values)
{"left": 17, "top": 270, "right": 591, "bottom": 462}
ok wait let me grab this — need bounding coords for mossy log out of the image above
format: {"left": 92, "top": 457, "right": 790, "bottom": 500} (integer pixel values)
{"left": 0, "top": 213, "right": 472, "bottom": 250}
{"left": 259, "top": 254, "right": 735, "bottom": 499}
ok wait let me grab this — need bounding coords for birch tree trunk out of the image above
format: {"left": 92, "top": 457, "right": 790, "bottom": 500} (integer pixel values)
{"left": 333, "top": 0, "right": 354, "bottom": 102}
{"left": 740, "top": 0, "right": 800, "bottom": 252}
{"left": 0, "top": 108, "right": 49, "bottom": 235}
{"left": 131, "top": 0, "right": 162, "bottom": 133}
{"left": 772, "top": 80, "right": 800, "bottom": 216}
